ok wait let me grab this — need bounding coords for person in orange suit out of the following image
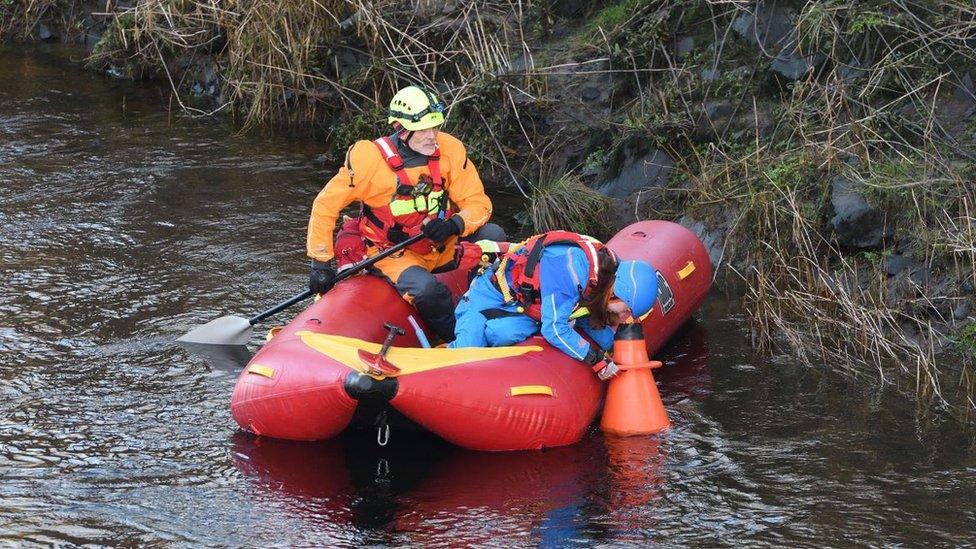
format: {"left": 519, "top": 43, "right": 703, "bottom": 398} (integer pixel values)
{"left": 306, "top": 85, "right": 505, "bottom": 342}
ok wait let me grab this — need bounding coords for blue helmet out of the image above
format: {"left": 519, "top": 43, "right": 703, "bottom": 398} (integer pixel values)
{"left": 613, "top": 260, "right": 658, "bottom": 319}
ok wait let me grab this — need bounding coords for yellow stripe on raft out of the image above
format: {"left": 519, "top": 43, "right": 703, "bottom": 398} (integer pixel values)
{"left": 296, "top": 331, "right": 543, "bottom": 376}
{"left": 248, "top": 363, "right": 276, "bottom": 378}
{"left": 677, "top": 260, "right": 696, "bottom": 280}
{"left": 509, "top": 385, "right": 554, "bottom": 396}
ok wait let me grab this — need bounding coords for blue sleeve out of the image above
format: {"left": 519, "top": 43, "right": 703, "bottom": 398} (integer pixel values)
{"left": 576, "top": 321, "right": 614, "bottom": 353}
{"left": 538, "top": 247, "right": 593, "bottom": 361}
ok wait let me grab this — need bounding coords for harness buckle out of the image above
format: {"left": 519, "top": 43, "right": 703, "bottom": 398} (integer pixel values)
{"left": 413, "top": 174, "right": 433, "bottom": 197}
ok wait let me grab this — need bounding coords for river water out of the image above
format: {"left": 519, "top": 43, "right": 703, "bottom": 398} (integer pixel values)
{"left": 2, "top": 45, "right": 974, "bottom": 547}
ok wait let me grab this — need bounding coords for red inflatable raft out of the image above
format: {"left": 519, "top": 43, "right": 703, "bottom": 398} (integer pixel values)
{"left": 230, "top": 220, "right": 711, "bottom": 451}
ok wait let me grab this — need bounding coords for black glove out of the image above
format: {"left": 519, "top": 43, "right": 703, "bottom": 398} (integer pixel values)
{"left": 387, "top": 226, "right": 410, "bottom": 244}
{"left": 583, "top": 347, "right": 604, "bottom": 367}
{"left": 583, "top": 347, "right": 619, "bottom": 380}
{"left": 309, "top": 260, "right": 336, "bottom": 294}
{"left": 422, "top": 216, "right": 463, "bottom": 243}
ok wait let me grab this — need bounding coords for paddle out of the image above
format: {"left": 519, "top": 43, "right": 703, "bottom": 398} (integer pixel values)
{"left": 176, "top": 233, "right": 427, "bottom": 345}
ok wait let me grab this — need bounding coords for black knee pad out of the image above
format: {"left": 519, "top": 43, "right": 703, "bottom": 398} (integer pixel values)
{"left": 469, "top": 222, "right": 507, "bottom": 243}
{"left": 396, "top": 267, "right": 446, "bottom": 302}
{"left": 396, "top": 266, "right": 456, "bottom": 340}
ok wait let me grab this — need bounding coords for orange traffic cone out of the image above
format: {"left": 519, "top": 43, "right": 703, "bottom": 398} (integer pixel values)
{"left": 600, "top": 323, "right": 669, "bottom": 436}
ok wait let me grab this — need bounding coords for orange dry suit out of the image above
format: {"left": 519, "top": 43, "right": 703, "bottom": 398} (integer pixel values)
{"left": 307, "top": 130, "right": 493, "bottom": 285}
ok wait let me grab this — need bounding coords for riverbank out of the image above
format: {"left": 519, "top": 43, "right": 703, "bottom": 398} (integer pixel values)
{"left": 4, "top": 0, "right": 974, "bottom": 413}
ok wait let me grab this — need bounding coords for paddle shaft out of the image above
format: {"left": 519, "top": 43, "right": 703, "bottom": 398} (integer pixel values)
{"left": 247, "top": 233, "right": 428, "bottom": 326}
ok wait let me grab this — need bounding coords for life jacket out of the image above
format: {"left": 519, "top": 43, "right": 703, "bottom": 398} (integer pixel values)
{"left": 494, "top": 231, "right": 610, "bottom": 321}
{"left": 358, "top": 135, "right": 453, "bottom": 255}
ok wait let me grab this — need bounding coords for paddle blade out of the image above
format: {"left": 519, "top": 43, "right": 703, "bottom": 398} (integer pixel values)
{"left": 176, "top": 342, "right": 253, "bottom": 372}
{"left": 177, "top": 315, "right": 253, "bottom": 345}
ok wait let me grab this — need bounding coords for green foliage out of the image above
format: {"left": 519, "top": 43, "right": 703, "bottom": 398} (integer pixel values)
{"left": 860, "top": 249, "right": 892, "bottom": 265}
{"left": 116, "top": 11, "right": 135, "bottom": 29}
{"left": 955, "top": 322, "right": 976, "bottom": 353}
{"left": 465, "top": 74, "right": 503, "bottom": 114}
{"left": 583, "top": 148, "right": 606, "bottom": 172}
{"left": 763, "top": 155, "right": 806, "bottom": 190}
{"left": 587, "top": 2, "right": 634, "bottom": 35}
{"left": 848, "top": 11, "right": 886, "bottom": 34}
{"left": 583, "top": 0, "right": 670, "bottom": 65}
{"left": 325, "top": 107, "right": 385, "bottom": 162}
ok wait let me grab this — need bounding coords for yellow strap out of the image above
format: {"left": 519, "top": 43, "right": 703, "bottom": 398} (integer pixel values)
{"left": 677, "top": 261, "right": 696, "bottom": 280}
{"left": 248, "top": 364, "right": 275, "bottom": 378}
{"left": 509, "top": 385, "right": 554, "bottom": 396}
{"left": 494, "top": 241, "right": 526, "bottom": 304}
{"left": 569, "top": 306, "right": 589, "bottom": 320}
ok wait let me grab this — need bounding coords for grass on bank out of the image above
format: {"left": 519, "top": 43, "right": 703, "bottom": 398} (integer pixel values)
{"left": 627, "top": 0, "right": 976, "bottom": 412}
{"left": 0, "top": 0, "right": 57, "bottom": 40}
{"left": 527, "top": 171, "right": 613, "bottom": 240}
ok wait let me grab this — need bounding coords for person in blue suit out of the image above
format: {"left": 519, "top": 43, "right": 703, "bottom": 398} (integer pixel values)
{"left": 449, "top": 231, "right": 658, "bottom": 380}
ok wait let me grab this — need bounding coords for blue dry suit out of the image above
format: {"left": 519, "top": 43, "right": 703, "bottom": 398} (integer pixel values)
{"left": 449, "top": 244, "right": 614, "bottom": 359}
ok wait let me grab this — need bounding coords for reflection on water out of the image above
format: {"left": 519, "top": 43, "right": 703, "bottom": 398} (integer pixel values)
{"left": 230, "top": 422, "right": 669, "bottom": 547}
{"left": 2, "top": 44, "right": 975, "bottom": 547}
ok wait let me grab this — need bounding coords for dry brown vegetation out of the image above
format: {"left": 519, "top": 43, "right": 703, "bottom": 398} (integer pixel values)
{"left": 1, "top": 0, "right": 59, "bottom": 40}
{"left": 665, "top": 1, "right": 976, "bottom": 413}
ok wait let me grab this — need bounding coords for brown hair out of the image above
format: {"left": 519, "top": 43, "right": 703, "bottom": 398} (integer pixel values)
{"left": 581, "top": 248, "right": 619, "bottom": 328}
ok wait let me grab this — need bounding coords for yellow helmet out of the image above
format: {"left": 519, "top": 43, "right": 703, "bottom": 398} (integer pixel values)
{"left": 388, "top": 86, "right": 445, "bottom": 131}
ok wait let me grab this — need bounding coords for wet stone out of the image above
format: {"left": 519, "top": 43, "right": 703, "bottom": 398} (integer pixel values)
{"left": 885, "top": 254, "right": 910, "bottom": 277}
{"left": 675, "top": 36, "right": 695, "bottom": 58}
{"left": 701, "top": 69, "right": 721, "bottom": 82}
{"left": 954, "top": 72, "right": 976, "bottom": 104}
{"left": 705, "top": 101, "right": 732, "bottom": 120}
{"left": 732, "top": 1, "right": 825, "bottom": 81}
{"left": 732, "top": 3, "right": 793, "bottom": 49}
{"left": 953, "top": 301, "right": 971, "bottom": 320}
{"left": 839, "top": 56, "right": 872, "bottom": 82}
{"left": 581, "top": 85, "right": 601, "bottom": 102}
{"left": 911, "top": 267, "right": 932, "bottom": 287}
{"left": 598, "top": 148, "right": 675, "bottom": 199}
{"left": 829, "top": 177, "right": 892, "bottom": 250}
{"left": 771, "top": 53, "right": 823, "bottom": 80}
